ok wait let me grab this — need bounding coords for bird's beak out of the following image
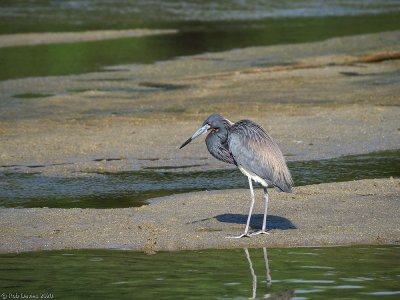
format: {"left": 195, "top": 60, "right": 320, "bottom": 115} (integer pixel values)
{"left": 179, "top": 124, "right": 210, "bottom": 149}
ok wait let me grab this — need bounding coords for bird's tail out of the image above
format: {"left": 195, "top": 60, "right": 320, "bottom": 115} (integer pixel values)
{"left": 274, "top": 164, "right": 293, "bottom": 193}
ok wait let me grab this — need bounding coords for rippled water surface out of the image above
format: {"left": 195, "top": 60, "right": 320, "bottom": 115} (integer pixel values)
{"left": 0, "top": 150, "right": 398, "bottom": 208}
{"left": 0, "top": 246, "right": 399, "bottom": 299}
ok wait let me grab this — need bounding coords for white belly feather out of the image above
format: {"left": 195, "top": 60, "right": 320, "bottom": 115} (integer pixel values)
{"left": 238, "top": 164, "right": 273, "bottom": 188}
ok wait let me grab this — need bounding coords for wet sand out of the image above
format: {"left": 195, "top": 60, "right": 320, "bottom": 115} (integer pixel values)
{"left": 0, "top": 31, "right": 399, "bottom": 252}
{"left": 0, "top": 178, "right": 398, "bottom": 253}
{"left": 0, "top": 31, "right": 399, "bottom": 175}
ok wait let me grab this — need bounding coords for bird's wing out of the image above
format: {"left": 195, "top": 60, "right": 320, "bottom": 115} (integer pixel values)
{"left": 229, "top": 120, "right": 293, "bottom": 192}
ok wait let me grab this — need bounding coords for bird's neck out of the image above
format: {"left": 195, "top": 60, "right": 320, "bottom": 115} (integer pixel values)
{"left": 216, "top": 126, "right": 230, "bottom": 143}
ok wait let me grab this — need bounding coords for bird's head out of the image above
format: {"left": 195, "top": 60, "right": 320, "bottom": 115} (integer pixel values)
{"left": 179, "top": 114, "right": 232, "bottom": 149}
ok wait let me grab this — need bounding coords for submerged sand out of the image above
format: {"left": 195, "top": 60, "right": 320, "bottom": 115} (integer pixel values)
{"left": 0, "top": 31, "right": 399, "bottom": 253}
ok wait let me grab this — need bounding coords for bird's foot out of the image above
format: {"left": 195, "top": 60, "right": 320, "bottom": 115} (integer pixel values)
{"left": 226, "top": 233, "right": 252, "bottom": 239}
{"left": 250, "top": 230, "right": 270, "bottom": 236}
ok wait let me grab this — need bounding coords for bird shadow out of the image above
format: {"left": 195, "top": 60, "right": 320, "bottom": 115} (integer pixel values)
{"left": 216, "top": 214, "right": 296, "bottom": 230}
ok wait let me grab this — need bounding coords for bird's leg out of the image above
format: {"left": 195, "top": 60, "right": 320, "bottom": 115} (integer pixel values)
{"left": 251, "top": 187, "right": 270, "bottom": 236}
{"left": 227, "top": 177, "right": 254, "bottom": 238}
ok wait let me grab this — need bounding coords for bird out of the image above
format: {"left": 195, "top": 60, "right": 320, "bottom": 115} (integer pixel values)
{"left": 179, "top": 114, "right": 293, "bottom": 238}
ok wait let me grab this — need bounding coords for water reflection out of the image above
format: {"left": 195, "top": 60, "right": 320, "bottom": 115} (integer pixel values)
{"left": 244, "top": 248, "right": 294, "bottom": 299}
{"left": 244, "top": 248, "right": 270, "bottom": 298}
{"left": 0, "top": 246, "right": 398, "bottom": 299}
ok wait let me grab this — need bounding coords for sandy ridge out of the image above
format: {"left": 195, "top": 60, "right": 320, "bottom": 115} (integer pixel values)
{"left": 0, "top": 29, "right": 178, "bottom": 48}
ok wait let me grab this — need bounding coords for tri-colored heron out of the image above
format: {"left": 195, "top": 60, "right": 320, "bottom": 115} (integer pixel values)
{"left": 180, "top": 114, "right": 293, "bottom": 238}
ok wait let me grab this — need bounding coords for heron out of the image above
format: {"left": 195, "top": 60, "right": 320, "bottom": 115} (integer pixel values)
{"left": 179, "top": 114, "right": 293, "bottom": 238}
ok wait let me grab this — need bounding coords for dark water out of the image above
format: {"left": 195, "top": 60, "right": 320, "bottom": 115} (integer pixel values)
{"left": 1, "top": 0, "right": 400, "bottom": 33}
{"left": 0, "top": 150, "right": 398, "bottom": 209}
{"left": 0, "top": 246, "right": 399, "bottom": 299}
{"left": 0, "top": 1, "right": 399, "bottom": 80}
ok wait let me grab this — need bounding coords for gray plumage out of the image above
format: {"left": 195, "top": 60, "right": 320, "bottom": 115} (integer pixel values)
{"left": 202, "top": 114, "right": 292, "bottom": 192}
{"left": 180, "top": 113, "right": 293, "bottom": 238}
{"left": 229, "top": 120, "right": 293, "bottom": 192}
{"left": 204, "top": 116, "right": 235, "bottom": 165}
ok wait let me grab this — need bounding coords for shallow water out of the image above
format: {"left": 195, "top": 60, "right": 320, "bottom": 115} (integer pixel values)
{"left": 0, "top": 2, "right": 399, "bottom": 80}
{"left": 0, "top": 150, "right": 398, "bottom": 208}
{"left": 0, "top": 246, "right": 399, "bottom": 299}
